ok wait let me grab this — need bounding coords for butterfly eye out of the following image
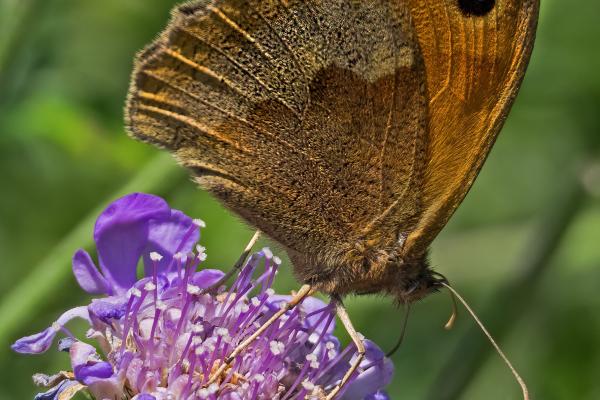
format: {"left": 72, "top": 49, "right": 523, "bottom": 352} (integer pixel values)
{"left": 457, "top": 0, "right": 496, "bottom": 16}
{"left": 178, "top": 4, "right": 202, "bottom": 16}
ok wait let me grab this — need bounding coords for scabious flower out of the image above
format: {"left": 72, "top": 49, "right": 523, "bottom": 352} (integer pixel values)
{"left": 13, "top": 193, "right": 393, "bottom": 399}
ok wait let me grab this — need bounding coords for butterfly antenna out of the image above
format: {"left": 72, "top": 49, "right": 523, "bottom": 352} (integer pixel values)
{"left": 439, "top": 282, "right": 529, "bottom": 400}
{"left": 386, "top": 303, "right": 411, "bottom": 357}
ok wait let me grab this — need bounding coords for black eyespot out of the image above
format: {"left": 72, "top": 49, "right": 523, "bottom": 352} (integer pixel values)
{"left": 458, "top": 0, "right": 496, "bottom": 17}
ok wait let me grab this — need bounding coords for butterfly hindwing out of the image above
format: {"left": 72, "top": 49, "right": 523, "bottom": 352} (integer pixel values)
{"left": 127, "top": 0, "right": 429, "bottom": 266}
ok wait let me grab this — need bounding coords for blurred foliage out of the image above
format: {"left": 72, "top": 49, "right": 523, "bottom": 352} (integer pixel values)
{"left": 0, "top": 0, "right": 599, "bottom": 399}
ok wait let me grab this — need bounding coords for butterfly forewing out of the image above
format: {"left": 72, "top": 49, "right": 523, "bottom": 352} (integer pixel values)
{"left": 127, "top": 0, "right": 429, "bottom": 271}
{"left": 402, "top": 0, "right": 540, "bottom": 255}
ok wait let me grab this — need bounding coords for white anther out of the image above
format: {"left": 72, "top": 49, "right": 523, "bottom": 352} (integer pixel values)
{"left": 144, "top": 282, "right": 156, "bottom": 291}
{"left": 269, "top": 340, "right": 285, "bottom": 356}
{"left": 273, "top": 256, "right": 282, "bottom": 265}
{"left": 181, "top": 359, "right": 190, "bottom": 370}
{"left": 187, "top": 284, "right": 201, "bottom": 295}
{"left": 306, "top": 354, "right": 320, "bottom": 369}
{"left": 236, "top": 303, "right": 250, "bottom": 313}
{"left": 262, "top": 247, "right": 273, "bottom": 259}
{"left": 207, "top": 383, "right": 219, "bottom": 394}
{"left": 130, "top": 288, "right": 142, "bottom": 298}
{"left": 215, "top": 327, "right": 229, "bottom": 337}
{"left": 149, "top": 252, "right": 163, "bottom": 262}
{"left": 156, "top": 300, "right": 167, "bottom": 311}
{"left": 193, "top": 219, "right": 206, "bottom": 228}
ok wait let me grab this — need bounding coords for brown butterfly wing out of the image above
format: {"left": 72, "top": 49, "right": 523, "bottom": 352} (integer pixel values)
{"left": 399, "top": 0, "right": 540, "bottom": 256}
{"left": 126, "top": 0, "right": 429, "bottom": 273}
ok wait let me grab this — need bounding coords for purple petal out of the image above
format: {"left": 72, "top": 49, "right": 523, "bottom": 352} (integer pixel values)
{"left": 75, "top": 361, "right": 114, "bottom": 386}
{"left": 11, "top": 327, "right": 57, "bottom": 354}
{"left": 302, "top": 297, "right": 336, "bottom": 335}
{"left": 132, "top": 395, "right": 157, "bottom": 400}
{"left": 71, "top": 341, "right": 113, "bottom": 386}
{"left": 55, "top": 306, "right": 90, "bottom": 326}
{"left": 142, "top": 209, "right": 199, "bottom": 276}
{"left": 340, "top": 340, "right": 394, "bottom": 400}
{"left": 267, "top": 295, "right": 335, "bottom": 335}
{"left": 12, "top": 306, "right": 89, "bottom": 354}
{"left": 69, "top": 341, "right": 97, "bottom": 367}
{"left": 88, "top": 296, "right": 128, "bottom": 324}
{"left": 72, "top": 249, "right": 109, "bottom": 294}
{"left": 365, "top": 391, "right": 391, "bottom": 400}
{"left": 94, "top": 193, "right": 171, "bottom": 293}
{"left": 219, "top": 393, "right": 243, "bottom": 400}
{"left": 58, "top": 337, "right": 76, "bottom": 352}
{"left": 33, "top": 380, "right": 82, "bottom": 400}
{"left": 191, "top": 269, "right": 225, "bottom": 289}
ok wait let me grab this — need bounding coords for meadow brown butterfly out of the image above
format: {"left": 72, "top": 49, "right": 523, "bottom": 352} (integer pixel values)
{"left": 126, "top": 0, "right": 539, "bottom": 396}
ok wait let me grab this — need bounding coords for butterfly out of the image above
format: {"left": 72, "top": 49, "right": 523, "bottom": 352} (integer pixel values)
{"left": 125, "top": 0, "right": 539, "bottom": 397}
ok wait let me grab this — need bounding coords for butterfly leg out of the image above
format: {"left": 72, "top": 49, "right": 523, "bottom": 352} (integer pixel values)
{"left": 204, "top": 284, "right": 314, "bottom": 386}
{"left": 201, "top": 230, "right": 261, "bottom": 294}
{"left": 326, "top": 295, "right": 365, "bottom": 400}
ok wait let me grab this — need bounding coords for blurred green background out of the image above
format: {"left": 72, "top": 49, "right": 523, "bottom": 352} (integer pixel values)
{"left": 1, "top": 0, "right": 599, "bottom": 398}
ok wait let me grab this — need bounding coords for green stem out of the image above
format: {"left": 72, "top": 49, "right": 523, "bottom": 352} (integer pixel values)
{"left": 0, "top": 153, "right": 183, "bottom": 354}
{"left": 426, "top": 175, "right": 586, "bottom": 400}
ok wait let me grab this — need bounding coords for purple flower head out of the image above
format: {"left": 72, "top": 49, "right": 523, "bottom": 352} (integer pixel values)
{"left": 13, "top": 193, "right": 393, "bottom": 399}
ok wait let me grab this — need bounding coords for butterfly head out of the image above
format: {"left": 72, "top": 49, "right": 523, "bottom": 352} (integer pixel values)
{"left": 388, "top": 253, "right": 446, "bottom": 305}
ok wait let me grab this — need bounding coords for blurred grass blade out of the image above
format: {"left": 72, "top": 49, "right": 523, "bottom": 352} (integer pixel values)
{"left": 0, "top": 153, "right": 183, "bottom": 353}
{"left": 427, "top": 173, "right": 586, "bottom": 400}
{"left": 0, "top": 0, "right": 35, "bottom": 76}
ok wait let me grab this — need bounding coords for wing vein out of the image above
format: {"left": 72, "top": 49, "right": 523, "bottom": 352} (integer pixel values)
{"left": 252, "top": 5, "right": 309, "bottom": 81}
{"left": 206, "top": 5, "right": 303, "bottom": 118}
{"left": 139, "top": 69, "right": 324, "bottom": 164}
{"left": 177, "top": 27, "right": 276, "bottom": 98}
{"left": 378, "top": 74, "right": 397, "bottom": 211}
{"left": 162, "top": 48, "right": 250, "bottom": 99}
{"left": 137, "top": 103, "right": 247, "bottom": 151}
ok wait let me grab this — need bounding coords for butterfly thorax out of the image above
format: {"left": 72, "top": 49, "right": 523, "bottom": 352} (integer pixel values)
{"left": 290, "top": 242, "right": 442, "bottom": 305}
